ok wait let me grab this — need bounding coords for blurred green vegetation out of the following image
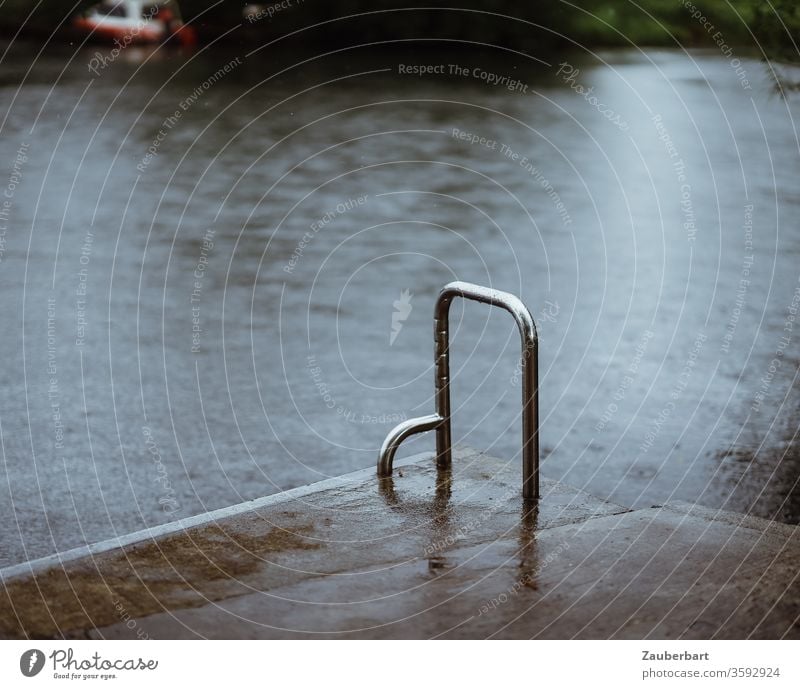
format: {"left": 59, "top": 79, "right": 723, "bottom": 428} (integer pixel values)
{"left": 752, "top": 0, "right": 800, "bottom": 63}
{"left": 1, "top": 0, "right": 797, "bottom": 65}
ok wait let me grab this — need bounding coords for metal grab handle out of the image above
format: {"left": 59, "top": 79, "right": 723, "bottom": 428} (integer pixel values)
{"left": 377, "top": 281, "right": 539, "bottom": 500}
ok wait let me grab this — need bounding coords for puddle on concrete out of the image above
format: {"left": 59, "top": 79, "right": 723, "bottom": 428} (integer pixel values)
{"left": 0, "top": 523, "right": 319, "bottom": 638}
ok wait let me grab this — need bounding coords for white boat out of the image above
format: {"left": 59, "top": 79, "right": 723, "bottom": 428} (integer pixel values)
{"left": 73, "top": 0, "right": 196, "bottom": 46}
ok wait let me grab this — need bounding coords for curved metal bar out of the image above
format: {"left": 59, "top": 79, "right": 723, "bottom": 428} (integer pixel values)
{"left": 377, "top": 413, "right": 443, "bottom": 477}
{"left": 436, "top": 282, "right": 539, "bottom": 499}
{"left": 377, "top": 281, "right": 539, "bottom": 500}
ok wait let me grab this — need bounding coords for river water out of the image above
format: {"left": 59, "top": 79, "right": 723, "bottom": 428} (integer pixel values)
{"left": 1, "top": 40, "right": 798, "bottom": 566}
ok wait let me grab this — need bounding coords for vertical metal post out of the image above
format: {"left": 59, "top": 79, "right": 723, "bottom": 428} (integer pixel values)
{"left": 434, "top": 294, "right": 452, "bottom": 470}
{"left": 520, "top": 324, "right": 539, "bottom": 500}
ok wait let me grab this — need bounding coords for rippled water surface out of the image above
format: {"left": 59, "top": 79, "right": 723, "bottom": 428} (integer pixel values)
{"left": 1, "top": 41, "right": 799, "bottom": 565}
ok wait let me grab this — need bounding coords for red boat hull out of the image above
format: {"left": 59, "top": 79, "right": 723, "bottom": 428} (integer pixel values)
{"left": 73, "top": 15, "right": 196, "bottom": 46}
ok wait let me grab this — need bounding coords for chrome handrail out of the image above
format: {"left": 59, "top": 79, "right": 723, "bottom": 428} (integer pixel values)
{"left": 377, "top": 281, "right": 540, "bottom": 499}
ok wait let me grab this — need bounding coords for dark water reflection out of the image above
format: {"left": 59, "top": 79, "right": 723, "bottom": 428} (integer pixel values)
{"left": 1, "top": 41, "right": 798, "bottom": 565}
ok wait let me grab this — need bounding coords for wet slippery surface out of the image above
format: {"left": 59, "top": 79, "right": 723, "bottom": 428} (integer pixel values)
{"left": 1, "top": 448, "right": 797, "bottom": 639}
{"left": 2, "top": 44, "right": 800, "bottom": 567}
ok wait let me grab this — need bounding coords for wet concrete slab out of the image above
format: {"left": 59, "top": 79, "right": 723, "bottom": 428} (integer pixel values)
{"left": 1, "top": 447, "right": 797, "bottom": 639}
